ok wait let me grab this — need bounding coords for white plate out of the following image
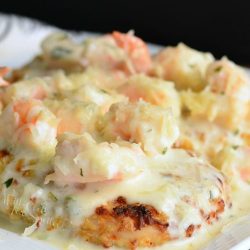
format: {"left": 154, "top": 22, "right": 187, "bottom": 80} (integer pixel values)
{"left": 0, "top": 13, "right": 249, "bottom": 250}
{"left": 0, "top": 13, "right": 161, "bottom": 68}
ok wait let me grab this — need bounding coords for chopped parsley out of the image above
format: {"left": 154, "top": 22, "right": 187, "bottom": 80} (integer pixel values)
{"left": 48, "top": 192, "right": 58, "bottom": 202}
{"left": 233, "top": 129, "right": 240, "bottom": 135}
{"left": 209, "top": 190, "right": 214, "bottom": 200}
{"left": 232, "top": 145, "right": 239, "bottom": 150}
{"left": 80, "top": 168, "right": 84, "bottom": 176}
{"left": 4, "top": 178, "right": 13, "bottom": 188}
{"left": 129, "top": 139, "right": 137, "bottom": 144}
{"left": 51, "top": 47, "right": 72, "bottom": 59}
{"left": 65, "top": 196, "right": 74, "bottom": 202}
{"left": 214, "top": 66, "right": 222, "bottom": 72}
{"left": 162, "top": 147, "right": 168, "bottom": 155}
{"left": 65, "top": 196, "right": 75, "bottom": 208}
{"left": 100, "top": 89, "right": 108, "bottom": 94}
{"left": 38, "top": 204, "right": 46, "bottom": 215}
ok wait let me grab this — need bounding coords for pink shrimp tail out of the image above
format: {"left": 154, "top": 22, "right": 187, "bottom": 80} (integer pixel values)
{"left": 0, "top": 67, "right": 10, "bottom": 87}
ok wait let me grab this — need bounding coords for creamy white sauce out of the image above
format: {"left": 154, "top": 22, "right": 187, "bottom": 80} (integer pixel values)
{"left": 0, "top": 188, "right": 248, "bottom": 250}
{"left": 1, "top": 151, "right": 249, "bottom": 250}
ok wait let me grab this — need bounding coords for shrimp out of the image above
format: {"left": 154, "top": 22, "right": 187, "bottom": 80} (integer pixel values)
{"left": 64, "top": 83, "right": 127, "bottom": 114}
{"left": 111, "top": 31, "right": 152, "bottom": 73}
{"left": 181, "top": 90, "right": 249, "bottom": 130}
{"left": 44, "top": 99, "right": 100, "bottom": 135}
{"left": 68, "top": 67, "right": 127, "bottom": 90}
{"left": 41, "top": 33, "right": 85, "bottom": 73}
{"left": 0, "top": 67, "right": 10, "bottom": 87}
{"left": 0, "top": 99, "right": 58, "bottom": 157}
{"left": 239, "top": 166, "right": 250, "bottom": 183}
{"left": 118, "top": 74, "right": 180, "bottom": 117}
{"left": 40, "top": 31, "right": 152, "bottom": 76}
{"left": 1, "top": 70, "right": 126, "bottom": 117}
{"left": 13, "top": 31, "right": 151, "bottom": 82}
{"left": 99, "top": 101, "right": 179, "bottom": 155}
{"left": 45, "top": 133, "right": 146, "bottom": 185}
{"left": 81, "top": 31, "right": 152, "bottom": 75}
{"left": 1, "top": 71, "right": 75, "bottom": 107}
{"left": 217, "top": 146, "right": 250, "bottom": 188}
{"left": 181, "top": 58, "right": 250, "bottom": 129}
{"left": 151, "top": 43, "right": 214, "bottom": 91}
{"left": 206, "top": 57, "right": 250, "bottom": 101}
{"left": 2, "top": 78, "right": 48, "bottom": 106}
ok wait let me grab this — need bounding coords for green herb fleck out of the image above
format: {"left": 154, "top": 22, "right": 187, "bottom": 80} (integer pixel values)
{"left": 189, "top": 64, "right": 195, "bottom": 68}
{"left": 232, "top": 145, "right": 239, "bottom": 150}
{"left": 162, "top": 147, "right": 168, "bottom": 155}
{"left": 214, "top": 66, "right": 222, "bottom": 72}
{"left": 51, "top": 47, "right": 72, "bottom": 59}
{"left": 220, "top": 91, "right": 225, "bottom": 95}
{"left": 100, "top": 89, "right": 108, "bottom": 94}
{"left": 4, "top": 178, "right": 13, "bottom": 188}
{"left": 38, "top": 204, "right": 46, "bottom": 215}
{"left": 48, "top": 192, "right": 58, "bottom": 202}
{"left": 129, "top": 139, "right": 136, "bottom": 144}
{"left": 65, "top": 196, "right": 75, "bottom": 209}
{"left": 65, "top": 196, "right": 73, "bottom": 202}
{"left": 147, "top": 128, "right": 153, "bottom": 133}
{"left": 233, "top": 129, "right": 240, "bottom": 135}
{"left": 209, "top": 190, "right": 214, "bottom": 200}
{"left": 80, "top": 168, "right": 84, "bottom": 177}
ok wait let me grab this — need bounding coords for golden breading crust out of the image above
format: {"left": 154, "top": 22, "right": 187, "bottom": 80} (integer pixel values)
{"left": 79, "top": 196, "right": 170, "bottom": 249}
{"left": 79, "top": 196, "right": 226, "bottom": 249}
